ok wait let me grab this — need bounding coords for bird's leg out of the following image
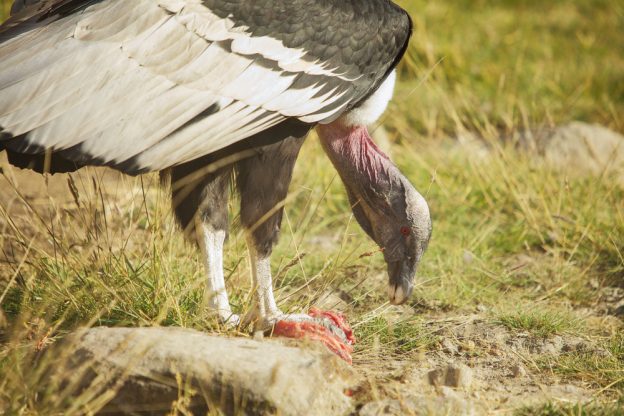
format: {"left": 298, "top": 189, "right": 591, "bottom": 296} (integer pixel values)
{"left": 244, "top": 234, "right": 319, "bottom": 329}
{"left": 244, "top": 238, "right": 348, "bottom": 336}
{"left": 195, "top": 170, "right": 239, "bottom": 326}
{"left": 245, "top": 234, "right": 281, "bottom": 326}
{"left": 236, "top": 137, "right": 305, "bottom": 329}
{"left": 196, "top": 216, "right": 239, "bottom": 326}
{"left": 236, "top": 137, "right": 353, "bottom": 351}
{"left": 168, "top": 162, "right": 238, "bottom": 325}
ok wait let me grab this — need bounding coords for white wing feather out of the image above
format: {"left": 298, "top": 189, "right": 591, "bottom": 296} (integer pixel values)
{"left": 0, "top": 0, "right": 356, "bottom": 170}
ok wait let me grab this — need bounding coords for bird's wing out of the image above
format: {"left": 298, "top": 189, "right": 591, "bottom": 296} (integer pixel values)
{"left": 0, "top": 0, "right": 411, "bottom": 173}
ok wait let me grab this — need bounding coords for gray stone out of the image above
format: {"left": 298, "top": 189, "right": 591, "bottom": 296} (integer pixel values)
{"left": 445, "top": 364, "right": 473, "bottom": 389}
{"left": 539, "top": 335, "right": 564, "bottom": 355}
{"left": 437, "top": 387, "right": 475, "bottom": 415}
{"left": 428, "top": 368, "right": 445, "bottom": 387}
{"left": 452, "top": 122, "right": 624, "bottom": 183}
{"left": 562, "top": 337, "right": 589, "bottom": 353}
{"left": 510, "top": 364, "right": 527, "bottom": 378}
{"left": 440, "top": 338, "right": 459, "bottom": 355}
{"left": 476, "top": 304, "right": 488, "bottom": 313}
{"left": 454, "top": 133, "right": 491, "bottom": 161}
{"left": 49, "top": 327, "right": 355, "bottom": 415}
{"left": 428, "top": 363, "right": 473, "bottom": 389}
{"left": 359, "top": 393, "right": 475, "bottom": 416}
{"left": 528, "top": 122, "right": 624, "bottom": 183}
{"left": 462, "top": 250, "right": 475, "bottom": 264}
{"left": 359, "top": 400, "right": 402, "bottom": 416}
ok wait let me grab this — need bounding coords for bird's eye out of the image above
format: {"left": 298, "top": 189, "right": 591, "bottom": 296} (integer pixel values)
{"left": 400, "top": 226, "right": 411, "bottom": 237}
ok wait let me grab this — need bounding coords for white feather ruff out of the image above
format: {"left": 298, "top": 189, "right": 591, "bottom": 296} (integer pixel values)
{"left": 340, "top": 70, "right": 396, "bottom": 127}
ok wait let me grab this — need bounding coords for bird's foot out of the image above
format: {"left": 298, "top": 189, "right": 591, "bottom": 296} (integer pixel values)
{"left": 220, "top": 312, "right": 241, "bottom": 328}
{"left": 207, "top": 308, "right": 240, "bottom": 329}
{"left": 267, "top": 308, "right": 356, "bottom": 364}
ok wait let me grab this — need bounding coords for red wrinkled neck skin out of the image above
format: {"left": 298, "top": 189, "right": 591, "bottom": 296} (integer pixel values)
{"left": 317, "top": 122, "right": 392, "bottom": 185}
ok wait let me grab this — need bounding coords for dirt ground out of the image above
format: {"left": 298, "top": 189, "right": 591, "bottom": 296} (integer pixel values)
{"left": 352, "top": 307, "right": 616, "bottom": 414}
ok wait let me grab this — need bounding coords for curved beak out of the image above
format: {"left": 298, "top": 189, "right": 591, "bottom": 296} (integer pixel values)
{"left": 387, "top": 260, "right": 415, "bottom": 305}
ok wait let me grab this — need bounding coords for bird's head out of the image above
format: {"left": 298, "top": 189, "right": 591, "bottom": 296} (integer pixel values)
{"left": 316, "top": 71, "right": 431, "bottom": 305}
{"left": 317, "top": 123, "right": 431, "bottom": 305}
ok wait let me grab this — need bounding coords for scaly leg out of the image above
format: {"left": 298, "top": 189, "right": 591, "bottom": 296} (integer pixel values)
{"left": 169, "top": 162, "right": 238, "bottom": 325}
{"left": 236, "top": 136, "right": 304, "bottom": 328}
{"left": 196, "top": 217, "right": 239, "bottom": 325}
{"left": 246, "top": 235, "right": 281, "bottom": 326}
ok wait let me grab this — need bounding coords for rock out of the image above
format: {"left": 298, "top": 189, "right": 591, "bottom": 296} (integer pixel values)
{"left": 476, "top": 304, "right": 488, "bottom": 313}
{"left": 537, "top": 122, "right": 624, "bottom": 182}
{"left": 359, "top": 393, "right": 475, "bottom": 416}
{"left": 593, "top": 347, "right": 613, "bottom": 359}
{"left": 445, "top": 364, "right": 474, "bottom": 389}
{"left": 428, "top": 368, "right": 445, "bottom": 386}
{"left": 47, "top": 327, "right": 354, "bottom": 415}
{"left": 538, "top": 335, "right": 564, "bottom": 355}
{"left": 462, "top": 250, "right": 475, "bottom": 264}
{"left": 510, "top": 364, "right": 527, "bottom": 378}
{"left": 453, "top": 122, "right": 624, "bottom": 183}
{"left": 438, "top": 387, "right": 474, "bottom": 414}
{"left": 428, "top": 363, "right": 473, "bottom": 389}
{"left": 460, "top": 340, "right": 477, "bottom": 353}
{"left": 455, "top": 132, "right": 491, "bottom": 161}
{"left": 359, "top": 400, "right": 402, "bottom": 416}
{"left": 440, "top": 338, "right": 459, "bottom": 355}
{"left": 561, "top": 338, "right": 589, "bottom": 353}
{"left": 549, "top": 384, "right": 591, "bottom": 402}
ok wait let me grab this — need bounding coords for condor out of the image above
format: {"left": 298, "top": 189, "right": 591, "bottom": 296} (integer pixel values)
{"left": 0, "top": 0, "right": 431, "bottom": 357}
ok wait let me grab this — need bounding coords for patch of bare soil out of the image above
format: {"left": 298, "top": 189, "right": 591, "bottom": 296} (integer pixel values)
{"left": 351, "top": 308, "right": 612, "bottom": 415}
{"left": 0, "top": 154, "right": 157, "bottom": 280}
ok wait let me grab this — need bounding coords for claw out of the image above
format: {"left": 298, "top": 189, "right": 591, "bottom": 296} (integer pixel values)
{"left": 221, "top": 313, "right": 241, "bottom": 329}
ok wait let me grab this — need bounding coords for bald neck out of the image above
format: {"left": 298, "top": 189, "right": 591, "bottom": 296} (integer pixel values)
{"left": 317, "top": 122, "right": 395, "bottom": 187}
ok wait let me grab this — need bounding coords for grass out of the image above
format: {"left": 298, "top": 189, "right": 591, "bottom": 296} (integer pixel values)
{"left": 496, "top": 307, "right": 580, "bottom": 338}
{"left": 394, "top": 0, "right": 624, "bottom": 136}
{"left": 516, "top": 400, "right": 624, "bottom": 416}
{"left": 356, "top": 315, "right": 438, "bottom": 355}
{"left": 1, "top": 0, "right": 624, "bottom": 414}
{"left": 539, "top": 333, "right": 624, "bottom": 392}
